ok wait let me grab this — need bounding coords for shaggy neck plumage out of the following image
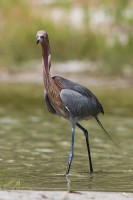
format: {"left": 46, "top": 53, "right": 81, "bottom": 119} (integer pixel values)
{"left": 41, "top": 42, "right": 51, "bottom": 85}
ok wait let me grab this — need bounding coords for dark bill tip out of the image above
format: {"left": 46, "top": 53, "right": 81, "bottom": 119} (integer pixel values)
{"left": 36, "top": 40, "right": 39, "bottom": 44}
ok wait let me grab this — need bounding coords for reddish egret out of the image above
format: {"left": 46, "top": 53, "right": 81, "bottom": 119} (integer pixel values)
{"left": 36, "top": 30, "right": 114, "bottom": 175}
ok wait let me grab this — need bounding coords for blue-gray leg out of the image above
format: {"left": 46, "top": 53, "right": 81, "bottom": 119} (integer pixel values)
{"left": 76, "top": 122, "right": 93, "bottom": 173}
{"left": 66, "top": 127, "right": 75, "bottom": 175}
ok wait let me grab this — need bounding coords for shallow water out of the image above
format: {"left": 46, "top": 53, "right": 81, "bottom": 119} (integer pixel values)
{"left": 0, "top": 83, "right": 133, "bottom": 191}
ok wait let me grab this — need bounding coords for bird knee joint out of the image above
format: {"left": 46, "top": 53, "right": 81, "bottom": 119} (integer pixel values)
{"left": 69, "top": 152, "right": 74, "bottom": 161}
{"left": 84, "top": 131, "right": 88, "bottom": 139}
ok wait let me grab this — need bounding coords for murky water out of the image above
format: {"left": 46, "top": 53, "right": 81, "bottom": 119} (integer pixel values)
{"left": 0, "top": 83, "right": 133, "bottom": 191}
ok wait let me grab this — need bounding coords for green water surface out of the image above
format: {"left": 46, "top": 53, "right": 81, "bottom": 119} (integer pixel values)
{"left": 0, "top": 83, "right": 132, "bottom": 191}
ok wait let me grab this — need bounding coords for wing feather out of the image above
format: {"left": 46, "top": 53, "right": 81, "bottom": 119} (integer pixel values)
{"left": 53, "top": 76, "right": 104, "bottom": 116}
{"left": 44, "top": 91, "right": 56, "bottom": 114}
{"left": 60, "top": 89, "right": 101, "bottom": 118}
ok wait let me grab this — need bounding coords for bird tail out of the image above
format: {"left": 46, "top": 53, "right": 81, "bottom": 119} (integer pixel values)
{"left": 95, "top": 116, "right": 118, "bottom": 147}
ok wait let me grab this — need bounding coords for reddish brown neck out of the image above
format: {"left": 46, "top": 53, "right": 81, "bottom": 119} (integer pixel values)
{"left": 41, "top": 42, "right": 51, "bottom": 85}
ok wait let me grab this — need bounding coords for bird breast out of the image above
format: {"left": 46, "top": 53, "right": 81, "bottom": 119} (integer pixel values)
{"left": 45, "top": 83, "right": 69, "bottom": 118}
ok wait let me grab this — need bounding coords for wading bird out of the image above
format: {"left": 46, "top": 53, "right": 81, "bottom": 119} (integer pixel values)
{"left": 36, "top": 30, "right": 114, "bottom": 175}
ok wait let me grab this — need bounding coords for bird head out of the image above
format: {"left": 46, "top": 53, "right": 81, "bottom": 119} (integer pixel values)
{"left": 36, "top": 30, "right": 49, "bottom": 45}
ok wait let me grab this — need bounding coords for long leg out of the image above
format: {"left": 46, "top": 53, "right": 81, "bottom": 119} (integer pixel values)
{"left": 66, "top": 127, "right": 75, "bottom": 175}
{"left": 76, "top": 122, "right": 93, "bottom": 173}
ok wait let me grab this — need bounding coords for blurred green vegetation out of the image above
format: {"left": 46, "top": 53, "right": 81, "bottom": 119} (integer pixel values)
{"left": 0, "top": 0, "right": 132, "bottom": 76}
{"left": 0, "top": 0, "right": 43, "bottom": 66}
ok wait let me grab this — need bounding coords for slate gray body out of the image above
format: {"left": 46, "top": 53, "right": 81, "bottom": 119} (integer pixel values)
{"left": 45, "top": 76, "right": 104, "bottom": 123}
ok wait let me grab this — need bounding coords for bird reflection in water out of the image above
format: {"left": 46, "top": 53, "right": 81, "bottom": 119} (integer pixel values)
{"left": 66, "top": 174, "right": 93, "bottom": 192}
{"left": 66, "top": 174, "right": 71, "bottom": 192}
